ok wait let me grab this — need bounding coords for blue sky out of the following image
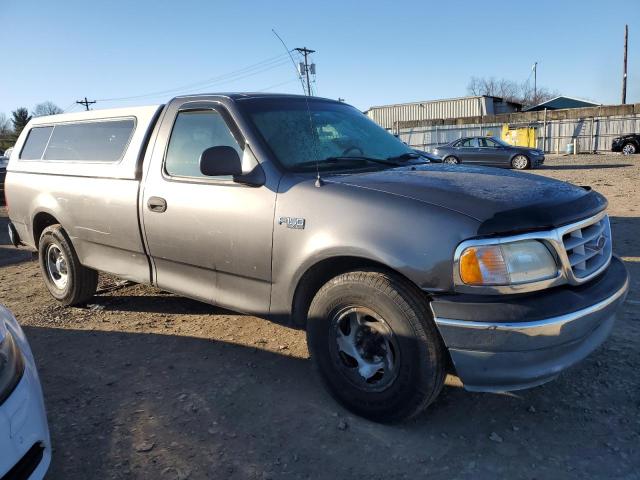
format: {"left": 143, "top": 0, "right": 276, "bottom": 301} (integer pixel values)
{"left": 1, "top": 0, "right": 638, "bottom": 114}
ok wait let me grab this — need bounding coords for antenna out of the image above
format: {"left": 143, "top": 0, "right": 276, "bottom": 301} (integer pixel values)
{"left": 272, "top": 30, "right": 323, "bottom": 187}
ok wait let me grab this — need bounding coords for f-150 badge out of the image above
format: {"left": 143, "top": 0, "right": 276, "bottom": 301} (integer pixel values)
{"left": 278, "top": 217, "right": 305, "bottom": 229}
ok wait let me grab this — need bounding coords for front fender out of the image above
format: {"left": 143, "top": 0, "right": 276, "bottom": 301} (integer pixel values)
{"left": 269, "top": 176, "right": 480, "bottom": 318}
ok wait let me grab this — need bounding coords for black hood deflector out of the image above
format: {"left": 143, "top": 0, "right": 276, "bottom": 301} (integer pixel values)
{"left": 477, "top": 189, "right": 607, "bottom": 236}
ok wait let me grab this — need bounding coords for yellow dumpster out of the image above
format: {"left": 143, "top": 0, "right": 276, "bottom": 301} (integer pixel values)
{"left": 501, "top": 124, "right": 536, "bottom": 148}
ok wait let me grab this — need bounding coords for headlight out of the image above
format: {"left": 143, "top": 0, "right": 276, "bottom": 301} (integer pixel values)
{"left": 458, "top": 240, "right": 558, "bottom": 286}
{"left": 0, "top": 322, "right": 25, "bottom": 405}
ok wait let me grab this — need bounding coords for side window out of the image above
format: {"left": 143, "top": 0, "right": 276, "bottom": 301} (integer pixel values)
{"left": 479, "top": 138, "right": 498, "bottom": 148}
{"left": 20, "top": 126, "right": 53, "bottom": 159}
{"left": 165, "top": 110, "right": 242, "bottom": 179}
{"left": 459, "top": 138, "right": 477, "bottom": 148}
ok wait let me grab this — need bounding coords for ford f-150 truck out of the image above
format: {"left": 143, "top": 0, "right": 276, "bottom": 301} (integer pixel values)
{"left": 4, "top": 93, "right": 629, "bottom": 422}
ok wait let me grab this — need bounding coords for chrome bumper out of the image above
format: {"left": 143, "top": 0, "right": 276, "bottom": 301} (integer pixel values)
{"left": 433, "top": 260, "right": 629, "bottom": 392}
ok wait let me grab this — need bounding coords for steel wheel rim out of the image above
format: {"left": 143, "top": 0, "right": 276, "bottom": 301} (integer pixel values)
{"left": 513, "top": 155, "right": 527, "bottom": 169}
{"left": 622, "top": 144, "right": 635, "bottom": 155}
{"left": 329, "top": 306, "right": 400, "bottom": 392}
{"left": 46, "top": 244, "right": 68, "bottom": 290}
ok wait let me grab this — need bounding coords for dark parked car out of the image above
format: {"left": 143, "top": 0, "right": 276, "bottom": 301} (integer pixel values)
{"left": 0, "top": 156, "right": 8, "bottom": 202}
{"left": 611, "top": 134, "right": 639, "bottom": 155}
{"left": 433, "top": 136, "right": 544, "bottom": 170}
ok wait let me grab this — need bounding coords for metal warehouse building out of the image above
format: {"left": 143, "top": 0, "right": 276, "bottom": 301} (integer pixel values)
{"left": 366, "top": 95, "right": 522, "bottom": 131}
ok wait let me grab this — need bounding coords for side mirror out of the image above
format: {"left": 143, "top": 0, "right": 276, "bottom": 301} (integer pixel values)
{"left": 199, "top": 146, "right": 242, "bottom": 177}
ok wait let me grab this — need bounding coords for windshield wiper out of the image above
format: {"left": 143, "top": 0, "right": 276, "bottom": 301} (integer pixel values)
{"left": 386, "top": 152, "right": 428, "bottom": 162}
{"left": 295, "top": 156, "right": 402, "bottom": 170}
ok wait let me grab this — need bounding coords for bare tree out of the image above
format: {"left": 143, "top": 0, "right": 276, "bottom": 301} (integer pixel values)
{"left": 467, "top": 76, "right": 558, "bottom": 107}
{"left": 32, "top": 101, "right": 63, "bottom": 117}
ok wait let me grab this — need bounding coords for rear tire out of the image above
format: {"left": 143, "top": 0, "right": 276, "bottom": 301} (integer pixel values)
{"left": 622, "top": 142, "right": 637, "bottom": 155}
{"left": 306, "top": 270, "right": 445, "bottom": 423}
{"left": 38, "top": 224, "right": 98, "bottom": 305}
{"left": 443, "top": 156, "right": 460, "bottom": 165}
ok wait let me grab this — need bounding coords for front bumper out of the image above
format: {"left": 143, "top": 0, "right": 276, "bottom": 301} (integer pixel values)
{"left": 0, "top": 307, "right": 51, "bottom": 480}
{"left": 431, "top": 256, "right": 629, "bottom": 392}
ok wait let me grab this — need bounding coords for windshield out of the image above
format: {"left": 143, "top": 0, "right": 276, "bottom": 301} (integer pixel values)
{"left": 242, "top": 98, "right": 415, "bottom": 172}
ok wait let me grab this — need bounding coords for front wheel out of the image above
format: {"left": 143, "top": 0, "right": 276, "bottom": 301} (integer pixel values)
{"left": 443, "top": 156, "right": 460, "bottom": 165}
{"left": 306, "top": 270, "right": 445, "bottom": 422}
{"left": 622, "top": 143, "right": 637, "bottom": 155}
{"left": 511, "top": 154, "right": 530, "bottom": 170}
{"left": 38, "top": 225, "right": 98, "bottom": 305}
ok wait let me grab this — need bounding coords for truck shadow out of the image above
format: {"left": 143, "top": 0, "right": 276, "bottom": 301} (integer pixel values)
{"left": 24, "top": 313, "right": 639, "bottom": 479}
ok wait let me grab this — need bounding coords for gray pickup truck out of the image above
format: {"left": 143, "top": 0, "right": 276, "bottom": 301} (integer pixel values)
{"left": 5, "top": 94, "right": 629, "bottom": 422}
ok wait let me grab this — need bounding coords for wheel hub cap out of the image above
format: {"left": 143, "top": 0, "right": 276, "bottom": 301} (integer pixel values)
{"left": 46, "top": 244, "right": 68, "bottom": 289}
{"left": 332, "top": 307, "right": 399, "bottom": 391}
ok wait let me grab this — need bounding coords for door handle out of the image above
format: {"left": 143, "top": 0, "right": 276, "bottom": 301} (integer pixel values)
{"left": 147, "top": 196, "right": 167, "bottom": 213}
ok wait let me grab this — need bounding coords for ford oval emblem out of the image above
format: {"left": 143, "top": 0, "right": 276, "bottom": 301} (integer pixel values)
{"left": 596, "top": 235, "right": 606, "bottom": 250}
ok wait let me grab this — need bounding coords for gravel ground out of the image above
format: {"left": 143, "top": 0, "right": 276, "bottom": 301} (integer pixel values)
{"left": 0, "top": 153, "right": 639, "bottom": 480}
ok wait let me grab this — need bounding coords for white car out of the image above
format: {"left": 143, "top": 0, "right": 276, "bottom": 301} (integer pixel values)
{"left": 0, "top": 306, "right": 51, "bottom": 479}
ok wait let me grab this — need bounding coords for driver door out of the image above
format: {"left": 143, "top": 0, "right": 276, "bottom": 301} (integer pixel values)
{"left": 140, "top": 101, "right": 276, "bottom": 315}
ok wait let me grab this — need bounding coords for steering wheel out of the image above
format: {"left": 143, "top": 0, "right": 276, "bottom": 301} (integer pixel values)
{"left": 342, "top": 146, "right": 364, "bottom": 157}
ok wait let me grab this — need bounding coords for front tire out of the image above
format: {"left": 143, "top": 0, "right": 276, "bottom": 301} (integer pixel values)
{"left": 511, "top": 154, "right": 530, "bottom": 170}
{"left": 38, "top": 225, "right": 98, "bottom": 305}
{"left": 306, "top": 270, "right": 445, "bottom": 422}
{"left": 622, "top": 142, "right": 637, "bottom": 155}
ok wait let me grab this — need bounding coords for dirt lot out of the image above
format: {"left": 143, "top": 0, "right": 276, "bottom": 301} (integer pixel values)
{"left": 1, "top": 154, "right": 639, "bottom": 479}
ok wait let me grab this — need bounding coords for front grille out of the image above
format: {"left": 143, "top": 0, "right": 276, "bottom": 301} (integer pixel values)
{"left": 1, "top": 443, "right": 44, "bottom": 480}
{"left": 562, "top": 214, "right": 612, "bottom": 279}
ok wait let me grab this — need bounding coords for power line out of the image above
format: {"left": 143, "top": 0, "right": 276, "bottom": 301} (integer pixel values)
{"left": 96, "top": 52, "right": 293, "bottom": 103}
{"left": 62, "top": 101, "right": 78, "bottom": 113}
{"left": 257, "top": 78, "right": 300, "bottom": 92}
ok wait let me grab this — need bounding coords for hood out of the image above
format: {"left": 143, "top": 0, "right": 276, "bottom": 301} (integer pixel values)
{"left": 327, "top": 164, "right": 607, "bottom": 235}
{"left": 515, "top": 146, "right": 543, "bottom": 153}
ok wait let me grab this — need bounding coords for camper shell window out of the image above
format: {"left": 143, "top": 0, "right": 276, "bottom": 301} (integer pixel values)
{"left": 20, "top": 119, "right": 135, "bottom": 162}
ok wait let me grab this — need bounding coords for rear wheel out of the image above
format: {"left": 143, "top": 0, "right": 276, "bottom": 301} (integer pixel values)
{"left": 306, "top": 270, "right": 445, "bottom": 423}
{"left": 443, "top": 156, "right": 460, "bottom": 165}
{"left": 511, "top": 154, "right": 530, "bottom": 170}
{"left": 622, "top": 142, "right": 637, "bottom": 155}
{"left": 38, "top": 225, "right": 98, "bottom": 305}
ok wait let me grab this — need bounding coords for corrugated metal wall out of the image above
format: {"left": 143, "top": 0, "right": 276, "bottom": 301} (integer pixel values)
{"left": 367, "top": 97, "right": 491, "bottom": 130}
{"left": 398, "top": 114, "right": 640, "bottom": 153}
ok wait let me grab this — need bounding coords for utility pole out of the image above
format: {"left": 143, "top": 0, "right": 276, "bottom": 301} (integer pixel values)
{"left": 76, "top": 97, "right": 96, "bottom": 111}
{"left": 295, "top": 47, "right": 315, "bottom": 96}
{"left": 533, "top": 62, "right": 537, "bottom": 104}
{"left": 622, "top": 24, "right": 628, "bottom": 104}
